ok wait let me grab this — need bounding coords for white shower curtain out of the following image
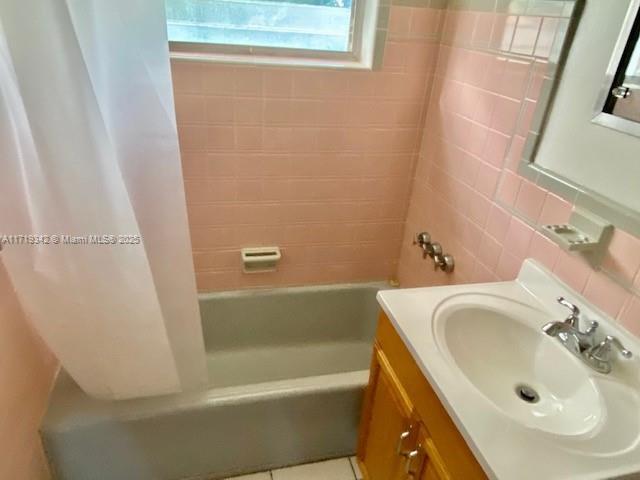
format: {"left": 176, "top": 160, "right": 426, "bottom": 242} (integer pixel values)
{"left": 0, "top": 0, "right": 207, "bottom": 399}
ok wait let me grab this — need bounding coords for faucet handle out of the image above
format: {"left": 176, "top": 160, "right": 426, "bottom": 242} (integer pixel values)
{"left": 414, "top": 232, "right": 431, "bottom": 246}
{"left": 557, "top": 296, "right": 580, "bottom": 326}
{"left": 589, "top": 335, "right": 632, "bottom": 362}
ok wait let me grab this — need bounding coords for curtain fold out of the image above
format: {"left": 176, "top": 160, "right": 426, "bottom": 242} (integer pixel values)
{"left": 0, "top": 0, "right": 207, "bottom": 399}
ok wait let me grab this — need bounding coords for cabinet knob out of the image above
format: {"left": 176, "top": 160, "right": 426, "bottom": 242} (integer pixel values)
{"left": 396, "top": 425, "right": 416, "bottom": 455}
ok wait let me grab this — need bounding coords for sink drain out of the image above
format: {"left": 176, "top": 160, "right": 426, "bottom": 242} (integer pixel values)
{"left": 515, "top": 384, "right": 540, "bottom": 403}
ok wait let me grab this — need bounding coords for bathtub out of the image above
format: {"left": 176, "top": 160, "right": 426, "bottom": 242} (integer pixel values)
{"left": 41, "top": 282, "right": 385, "bottom": 480}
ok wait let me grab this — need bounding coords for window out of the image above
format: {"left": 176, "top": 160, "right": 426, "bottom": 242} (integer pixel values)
{"left": 166, "top": 0, "right": 380, "bottom": 69}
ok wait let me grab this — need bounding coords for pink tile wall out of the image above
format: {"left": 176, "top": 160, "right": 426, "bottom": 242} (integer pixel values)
{"left": 173, "top": 5, "right": 443, "bottom": 292}
{"left": 0, "top": 263, "right": 57, "bottom": 480}
{"left": 398, "top": 4, "right": 640, "bottom": 338}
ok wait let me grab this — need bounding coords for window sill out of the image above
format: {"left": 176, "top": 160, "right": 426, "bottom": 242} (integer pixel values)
{"left": 169, "top": 50, "right": 374, "bottom": 71}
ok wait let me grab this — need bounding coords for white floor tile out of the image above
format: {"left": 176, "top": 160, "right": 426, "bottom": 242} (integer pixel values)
{"left": 272, "top": 458, "right": 355, "bottom": 480}
{"left": 349, "top": 457, "right": 363, "bottom": 480}
{"left": 224, "top": 472, "right": 271, "bottom": 480}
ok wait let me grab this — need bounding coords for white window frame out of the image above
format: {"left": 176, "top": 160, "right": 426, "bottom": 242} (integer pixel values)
{"left": 168, "top": 0, "right": 381, "bottom": 70}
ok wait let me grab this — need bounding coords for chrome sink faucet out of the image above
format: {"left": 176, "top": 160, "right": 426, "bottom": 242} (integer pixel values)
{"left": 542, "top": 297, "right": 599, "bottom": 353}
{"left": 542, "top": 297, "right": 632, "bottom": 374}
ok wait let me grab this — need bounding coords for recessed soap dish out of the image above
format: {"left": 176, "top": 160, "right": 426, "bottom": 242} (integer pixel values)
{"left": 542, "top": 208, "right": 613, "bottom": 266}
{"left": 241, "top": 247, "right": 281, "bottom": 273}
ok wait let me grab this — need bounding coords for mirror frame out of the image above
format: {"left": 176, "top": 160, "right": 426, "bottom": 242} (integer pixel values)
{"left": 517, "top": 0, "right": 640, "bottom": 238}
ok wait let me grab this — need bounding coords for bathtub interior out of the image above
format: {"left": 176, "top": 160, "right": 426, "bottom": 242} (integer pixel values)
{"left": 200, "top": 282, "right": 386, "bottom": 388}
{"left": 40, "top": 281, "right": 388, "bottom": 479}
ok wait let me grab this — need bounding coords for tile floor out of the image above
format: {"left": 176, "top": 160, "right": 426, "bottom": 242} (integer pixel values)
{"left": 225, "top": 457, "right": 363, "bottom": 480}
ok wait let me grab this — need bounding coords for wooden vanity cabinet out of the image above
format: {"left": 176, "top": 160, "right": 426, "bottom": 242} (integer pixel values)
{"left": 356, "top": 312, "right": 487, "bottom": 480}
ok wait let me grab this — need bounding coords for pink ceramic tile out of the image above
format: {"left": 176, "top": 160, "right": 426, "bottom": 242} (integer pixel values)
{"left": 505, "top": 135, "right": 525, "bottom": 171}
{"left": 491, "top": 96, "right": 521, "bottom": 135}
{"left": 583, "top": 271, "right": 630, "bottom": 319}
{"left": 180, "top": 153, "right": 207, "bottom": 178}
{"left": 473, "top": 12, "right": 495, "bottom": 47}
{"left": 264, "top": 99, "right": 293, "bottom": 124}
{"left": 178, "top": 125, "right": 207, "bottom": 151}
{"left": 173, "top": 12, "right": 602, "bottom": 296}
{"left": 205, "top": 97, "right": 234, "bottom": 124}
{"left": 516, "top": 99, "right": 537, "bottom": 136}
{"left": 388, "top": 6, "right": 412, "bottom": 40}
{"left": 538, "top": 193, "right": 572, "bottom": 226}
{"left": 496, "top": 170, "right": 522, "bottom": 206}
{"left": 383, "top": 42, "right": 407, "bottom": 70}
{"left": 175, "top": 94, "right": 206, "bottom": 124}
{"left": 473, "top": 163, "right": 501, "bottom": 198}
{"left": 482, "top": 130, "right": 510, "bottom": 168}
{"left": 503, "top": 216, "right": 535, "bottom": 259}
{"left": 453, "top": 11, "right": 477, "bottom": 45}
{"left": 235, "top": 127, "right": 262, "bottom": 150}
{"left": 478, "top": 233, "right": 503, "bottom": 270}
{"left": 619, "top": 296, "right": 640, "bottom": 337}
{"left": 410, "top": 8, "right": 442, "bottom": 38}
{"left": 171, "top": 62, "right": 203, "bottom": 94}
{"left": 496, "top": 251, "right": 522, "bottom": 280}
{"left": 467, "top": 191, "right": 492, "bottom": 228}
{"left": 514, "top": 179, "right": 547, "bottom": 222}
{"left": 553, "top": 252, "right": 592, "bottom": 293}
{"left": 201, "top": 64, "right": 235, "bottom": 95}
{"left": 263, "top": 69, "right": 293, "bottom": 97}
{"left": 602, "top": 229, "right": 640, "bottom": 285}
{"left": 527, "top": 232, "right": 560, "bottom": 271}
{"left": 234, "top": 98, "right": 263, "bottom": 124}
{"left": 206, "top": 126, "right": 235, "bottom": 150}
{"left": 471, "top": 260, "right": 500, "bottom": 283}
{"left": 461, "top": 219, "right": 485, "bottom": 252}
{"left": 499, "top": 59, "right": 532, "bottom": 101}
{"left": 482, "top": 55, "right": 507, "bottom": 95}
{"left": 486, "top": 205, "right": 512, "bottom": 243}
{"left": 234, "top": 67, "right": 264, "bottom": 96}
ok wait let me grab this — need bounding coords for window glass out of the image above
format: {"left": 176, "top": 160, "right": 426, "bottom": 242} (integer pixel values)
{"left": 165, "top": 0, "right": 355, "bottom": 52}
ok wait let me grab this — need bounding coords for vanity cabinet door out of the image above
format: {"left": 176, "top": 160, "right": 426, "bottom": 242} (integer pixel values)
{"left": 415, "top": 426, "right": 452, "bottom": 480}
{"left": 357, "top": 345, "right": 415, "bottom": 480}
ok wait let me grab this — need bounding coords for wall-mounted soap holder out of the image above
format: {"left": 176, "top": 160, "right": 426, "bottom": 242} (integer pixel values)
{"left": 241, "top": 247, "right": 281, "bottom": 273}
{"left": 542, "top": 208, "right": 613, "bottom": 266}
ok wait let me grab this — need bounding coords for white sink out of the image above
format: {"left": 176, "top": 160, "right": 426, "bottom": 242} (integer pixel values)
{"left": 432, "top": 294, "right": 603, "bottom": 436}
{"left": 376, "top": 260, "right": 640, "bottom": 479}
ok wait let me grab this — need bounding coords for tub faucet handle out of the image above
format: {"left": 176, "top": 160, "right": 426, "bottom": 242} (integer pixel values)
{"left": 414, "top": 232, "right": 432, "bottom": 259}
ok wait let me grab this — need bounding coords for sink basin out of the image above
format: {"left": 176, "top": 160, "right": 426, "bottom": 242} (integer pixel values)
{"left": 433, "top": 293, "right": 604, "bottom": 436}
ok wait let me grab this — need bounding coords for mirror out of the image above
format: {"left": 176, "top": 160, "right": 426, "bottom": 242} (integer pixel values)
{"left": 594, "top": 0, "right": 640, "bottom": 135}
{"left": 512, "top": 0, "right": 640, "bottom": 238}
